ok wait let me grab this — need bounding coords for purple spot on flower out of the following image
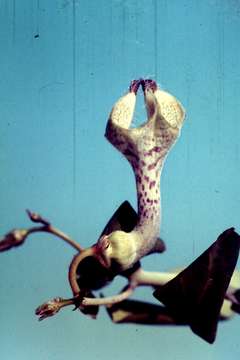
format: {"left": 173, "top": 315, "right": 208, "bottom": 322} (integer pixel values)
{"left": 153, "top": 146, "right": 161, "bottom": 153}
{"left": 136, "top": 175, "right": 141, "bottom": 184}
{"left": 147, "top": 162, "right": 156, "bottom": 171}
{"left": 149, "top": 180, "right": 156, "bottom": 190}
{"left": 144, "top": 176, "right": 149, "bottom": 183}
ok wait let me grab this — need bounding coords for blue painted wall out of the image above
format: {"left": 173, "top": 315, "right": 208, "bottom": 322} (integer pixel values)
{"left": 1, "top": 1, "right": 240, "bottom": 359}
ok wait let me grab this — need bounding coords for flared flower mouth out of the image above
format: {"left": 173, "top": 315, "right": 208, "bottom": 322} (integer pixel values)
{"left": 107, "top": 78, "right": 185, "bottom": 135}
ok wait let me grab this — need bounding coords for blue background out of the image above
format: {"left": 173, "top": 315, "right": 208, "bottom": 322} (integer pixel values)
{"left": 1, "top": 0, "right": 240, "bottom": 359}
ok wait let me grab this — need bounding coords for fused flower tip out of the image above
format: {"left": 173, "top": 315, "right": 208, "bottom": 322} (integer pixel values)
{"left": 0, "top": 229, "right": 28, "bottom": 252}
{"left": 141, "top": 79, "right": 157, "bottom": 92}
{"left": 129, "top": 79, "right": 142, "bottom": 94}
{"left": 35, "top": 297, "right": 63, "bottom": 321}
{"left": 129, "top": 79, "right": 158, "bottom": 94}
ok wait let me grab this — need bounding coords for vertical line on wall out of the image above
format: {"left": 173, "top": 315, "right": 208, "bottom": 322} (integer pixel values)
{"left": 121, "top": 0, "right": 126, "bottom": 75}
{"left": 154, "top": 0, "right": 158, "bottom": 79}
{"left": 217, "top": 7, "right": 225, "bottom": 144}
{"left": 36, "top": 0, "right": 40, "bottom": 35}
{"left": 72, "top": 0, "right": 77, "bottom": 206}
{"left": 12, "top": 0, "right": 16, "bottom": 44}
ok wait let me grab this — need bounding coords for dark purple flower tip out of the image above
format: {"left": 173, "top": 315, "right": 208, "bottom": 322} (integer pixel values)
{"left": 141, "top": 79, "right": 157, "bottom": 92}
{"left": 129, "top": 79, "right": 142, "bottom": 94}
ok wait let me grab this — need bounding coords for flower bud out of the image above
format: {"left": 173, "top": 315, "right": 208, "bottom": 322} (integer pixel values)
{"left": 0, "top": 229, "right": 28, "bottom": 252}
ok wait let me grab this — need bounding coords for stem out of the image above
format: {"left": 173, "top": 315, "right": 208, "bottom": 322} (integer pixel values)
{"left": 28, "top": 225, "right": 83, "bottom": 252}
{"left": 131, "top": 268, "right": 178, "bottom": 287}
{"left": 68, "top": 247, "right": 95, "bottom": 295}
{"left": 82, "top": 283, "right": 136, "bottom": 306}
{"left": 26, "top": 210, "right": 83, "bottom": 252}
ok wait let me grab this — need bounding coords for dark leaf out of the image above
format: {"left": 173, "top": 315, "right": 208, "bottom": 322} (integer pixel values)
{"left": 100, "top": 201, "right": 138, "bottom": 236}
{"left": 154, "top": 228, "right": 240, "bottom": 343}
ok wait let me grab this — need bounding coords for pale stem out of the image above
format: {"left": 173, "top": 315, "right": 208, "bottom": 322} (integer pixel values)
{"left": 82, "top": 283, "right": 136, "bottom": 306}
{"left": 28, "top": 225, "right": 83, "bottom": 252}
{"left": 25, "top": 209, "right": 83, "bottom": 252}
{"left": 131, "top": 268, "right": 178, "bottom": 287}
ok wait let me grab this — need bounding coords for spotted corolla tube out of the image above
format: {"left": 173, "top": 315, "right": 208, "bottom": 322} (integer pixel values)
{"left": 98, "top": 79, "right": 185, "bottom": 271}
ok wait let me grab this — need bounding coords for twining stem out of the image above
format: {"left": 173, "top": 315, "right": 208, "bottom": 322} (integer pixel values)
{"left": 0, "top": 210, "right": 83, "bottom": 253}
{"left": 27, "top": 225, "right": 83, "bottom": 252}
{"left": 81, "top": 269, "right": 178, "bottom": 307}
{"left": 26, "top": 209, "right": 83, "bottom": 252}
{"left": 82, "top": 283, "right": 137, "bottom": 306}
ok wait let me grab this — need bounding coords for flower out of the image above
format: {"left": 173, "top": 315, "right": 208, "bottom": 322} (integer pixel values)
{"left": 35, "top": 297, "right": 63, "bottom": 321}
